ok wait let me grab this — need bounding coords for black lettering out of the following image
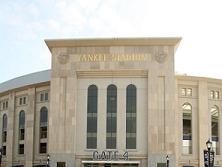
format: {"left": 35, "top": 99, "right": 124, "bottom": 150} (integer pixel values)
{"left": 113, "top": 151, "right": 118, "bottom": 160}
{"left": 101, "top": 151, "right": 106, "bottom": 160}
{"left": 107, "top": 151, "right": 112, "bottom": 160}
{"left": 123, "top": 151, "right": 128, "bottom": 160}
{"left": 93, "top": 151, "right": 98, "bottom": 160}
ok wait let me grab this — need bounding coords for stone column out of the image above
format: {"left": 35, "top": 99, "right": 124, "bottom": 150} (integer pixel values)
{"left": 49, "top": 51, "right": 77, "bottom": 167}
{"left": 148, "top": 46, "right": 177, "bottom": 167}
{"left": 25, "top": 88, "right": 36, "bottom": 166}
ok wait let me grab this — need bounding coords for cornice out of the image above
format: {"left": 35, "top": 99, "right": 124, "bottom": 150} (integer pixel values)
{"left": 76, "top": 70, "right": 148, "bottom": 78}
{"left": 176, "top": 75, "right": 222, "bottom": 84}
{"left": 45, "top": 37, "right": 182, "bottom": 52}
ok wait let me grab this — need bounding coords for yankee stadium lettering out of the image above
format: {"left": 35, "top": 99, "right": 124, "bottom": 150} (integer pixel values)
{"left": 79, "top": 53, "right": 150, "bottom": 62}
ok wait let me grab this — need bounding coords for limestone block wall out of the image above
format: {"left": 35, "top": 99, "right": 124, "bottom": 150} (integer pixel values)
{"left": 0, "top": 83, "right": 50, "bottom": 167}
{"left": 177, "top": 76, "right": 222, "bottom": 167}
{"left": 47, "top": 38, "right": 180, "bottom": 167}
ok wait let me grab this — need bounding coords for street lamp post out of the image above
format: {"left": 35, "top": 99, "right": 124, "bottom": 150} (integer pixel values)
{"left": 206, "top": 139, "right": 212, "bottom": 167}
{"left": 0, "top": 147, "right": 2, "bottom": 167}
{"left": 46, "top": 154, "right": 50, "bottom": 167}
{"left": 166, "top": 155, "right": 169, "bottom": 167}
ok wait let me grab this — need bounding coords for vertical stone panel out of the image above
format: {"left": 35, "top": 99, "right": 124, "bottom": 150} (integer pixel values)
{"left": 157, "top": 76, "right": 165, "bottom": 151}
{"left": 117, "top": 85, "right": 126, "bottom": 150}
{"left": 148, "top": 46, "right": 177, "bottom": 167}
{"left": 6, "top": 92, "right": 15, "bottom": 167}
{"left": 25, "top": 88, "right": 35, "bottom": 167}
{"left": 198, "top": 80, "right": 209, "bottom": 167}
{"left": 97, "top": 85, "right": 106, "bottom": 150}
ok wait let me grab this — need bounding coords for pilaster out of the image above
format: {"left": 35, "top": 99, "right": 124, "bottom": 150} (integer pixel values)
{"left": 6, "top": 92, "right": 15, "bottom": 167}
{"left": 25, "top": 88, "right": 36, "bottom": 166}
{"left": 198, "top": 80, "right": 209, "bottom": 167}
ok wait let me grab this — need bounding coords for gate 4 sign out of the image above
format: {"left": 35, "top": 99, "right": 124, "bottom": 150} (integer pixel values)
{"left": 93, "top": 151, "right": 128, "bottom": 161}
{"left": 203, "top": 150, "right": 214, "bottom": 167}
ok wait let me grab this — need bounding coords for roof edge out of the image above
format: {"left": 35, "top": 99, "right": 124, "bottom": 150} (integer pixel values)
{"left": 45, "top": 37, "right": 182, "bottom": 52}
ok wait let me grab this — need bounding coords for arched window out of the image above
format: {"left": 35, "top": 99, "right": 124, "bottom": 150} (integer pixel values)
{"left": 39, "top": 107, "right": 48, "bottom": 154}
{"left": 211, "top": 105, "right": 219, "bottom": 155}
{"left": 2, "top": 114, "right": 7, "bottom": 155}
{"left": 2, "top": 114, "right": 7, "bottom": 142}
{"left": 126, "top": 84, "right": 137, "bottom": 149}
{"left": 182, "top": 103, "right": 192, "bottom": 154}
{"left": 40, "top": 107, "right": 48, "bottom": 124}
{"left": 106, "top": 84, "right": 117, "bottom": 149}
{"left": 87, "top": 85, "right": 98, "bottom": 149}
{"left": 19, "top": 110, "right": 25, "bottom": 140}
{"left": 40, "top": 107, "right": 48, "bottom": 136}
{"left": 18, "top": 111, "right": 25, "bottom": 154}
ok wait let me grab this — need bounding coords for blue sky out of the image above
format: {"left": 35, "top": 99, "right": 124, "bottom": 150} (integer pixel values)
{"left": 1, "top": 0, "right": 222, "bottom": 83}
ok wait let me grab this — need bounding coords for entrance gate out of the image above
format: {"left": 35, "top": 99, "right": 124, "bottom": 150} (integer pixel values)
{"left": 82, "top": 161, "right": 140, "bottom": 167}
{"left": 84, "top": 164, "right": 138, "bottom": 167}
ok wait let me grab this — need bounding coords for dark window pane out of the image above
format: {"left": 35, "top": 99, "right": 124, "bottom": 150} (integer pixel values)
{"left": 107, "top": 117, "right": 117, "bottom": 133}
{"left": 106, "top": 85, "right": 117, "bottom": 149}
{"left": 87, "top": 137, "right": 97, "bottom": 149}
{"left": 2, "top": 114, "right": 7, "bottom": 142}
{"left": 39, "top": 143, "right": 47, "bottom": 154}
{"left": 126, "top": 84, "right": 136, "bottom": 149}
{"left": 183, "top": 119, "right": 191, "bottom": 135}
{"left": 19, "top": 111, "right": 25, "bottom": 129}
{"left": 2, "top": 146, "right": 6, "bottom": 155}
{"left": 3, "top": 102, "right": 5, "bottom": 110}
{"left": 2, "top": 131, "right": 7, "bottom": 142}
{"left": 126, "top": 118, "right": 136, "bottom": 133}
{"left": 182, "top": 103, "right": 192, "bottom": 154}
{"left": 40, "top": 107, "right": 48, "bottom": 126}
{"left": 19, "top": 144, "right": 24, "bottom": 154}
{"left": 87, "top": 85, "right": 98, "bottom": 149}
{"left": 87, "top": 117, "right": 97, "bottom": 133}
{"left": 57, "top": 162, "right": 66, "bottom": 167}
{"left": 19, "top": 98, "right": 22, "bottom": 105}
{"left": 211, "top": 106, "right": 219, "bottom": 154}
{"left": 157, "top": 163, "right": 166, "bottom": 167}
{"left": 23, "top": 97, "right": 26, "bottom": 104}
{"left": 19, "top": 129, "right": 25, "bottom": 140}
{"left": 45, "top": 92, "right": 49, "bottom": 101}
{"left": 126, "top": 137, "right": 136, "bottom": 149}
{"left": 5, "top": 101, "right": 8, "bottom": 108}
{"left": 106, "top": 137, "right": 116, "bottom": 149}
{"left": 40, "top": 93, "right": 44, "bottom": 101}
{"left": 40, "top": 127, "right": 47, "bottom": 139}
{"left": 3, "top": 114, "right": 7, "bottom": 129}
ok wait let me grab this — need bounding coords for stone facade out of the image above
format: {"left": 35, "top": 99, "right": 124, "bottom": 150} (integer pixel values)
{"left": 0, "top": 38, "right": 222, "bottom": 167}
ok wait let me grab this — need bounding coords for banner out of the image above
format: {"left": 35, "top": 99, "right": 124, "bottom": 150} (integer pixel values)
{"left": 204, "top": 150, "right": 214, "bottom": 167}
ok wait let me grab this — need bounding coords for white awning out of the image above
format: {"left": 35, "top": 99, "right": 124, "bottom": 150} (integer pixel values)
{"left": 82, "top": 160, "right": 140, "bottom": 164}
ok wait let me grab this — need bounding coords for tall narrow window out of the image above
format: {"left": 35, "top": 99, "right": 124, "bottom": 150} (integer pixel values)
{"left": 126, "top": 84, "right": 137, "bottom": 149}
{"left": 40, "top": 107, "right": 48, "bottom": 139}
{"left": 19, "top": 144, "right": 24, "bottom": 154}
{"left": 2, "top": 146, "right": 6, "bottom": 156}
{"left": 182, "top": 103, "right": 192, "bottom": 154}
{"left": 2, "top": 114, "right": 7, "bottom": 143}
{"left": 19, "top": 111, "right": 25, "bottom": 140}
{"left": 5, "top": 101, "right": 8, "bottom": 109}
{"left": 211, "top": 106, "right": 219, "bottom": 155}
{"left": 39, "top": 143, "right": 47, "bottom": 154}
{"left": 106, "top": 85, "right": 117, "bottom": 149}
{"left": 87, "top": 85, "right": 98, "bottom": 149}
{"left": 39, "top": 107, "right": 48, "bottom": 154}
